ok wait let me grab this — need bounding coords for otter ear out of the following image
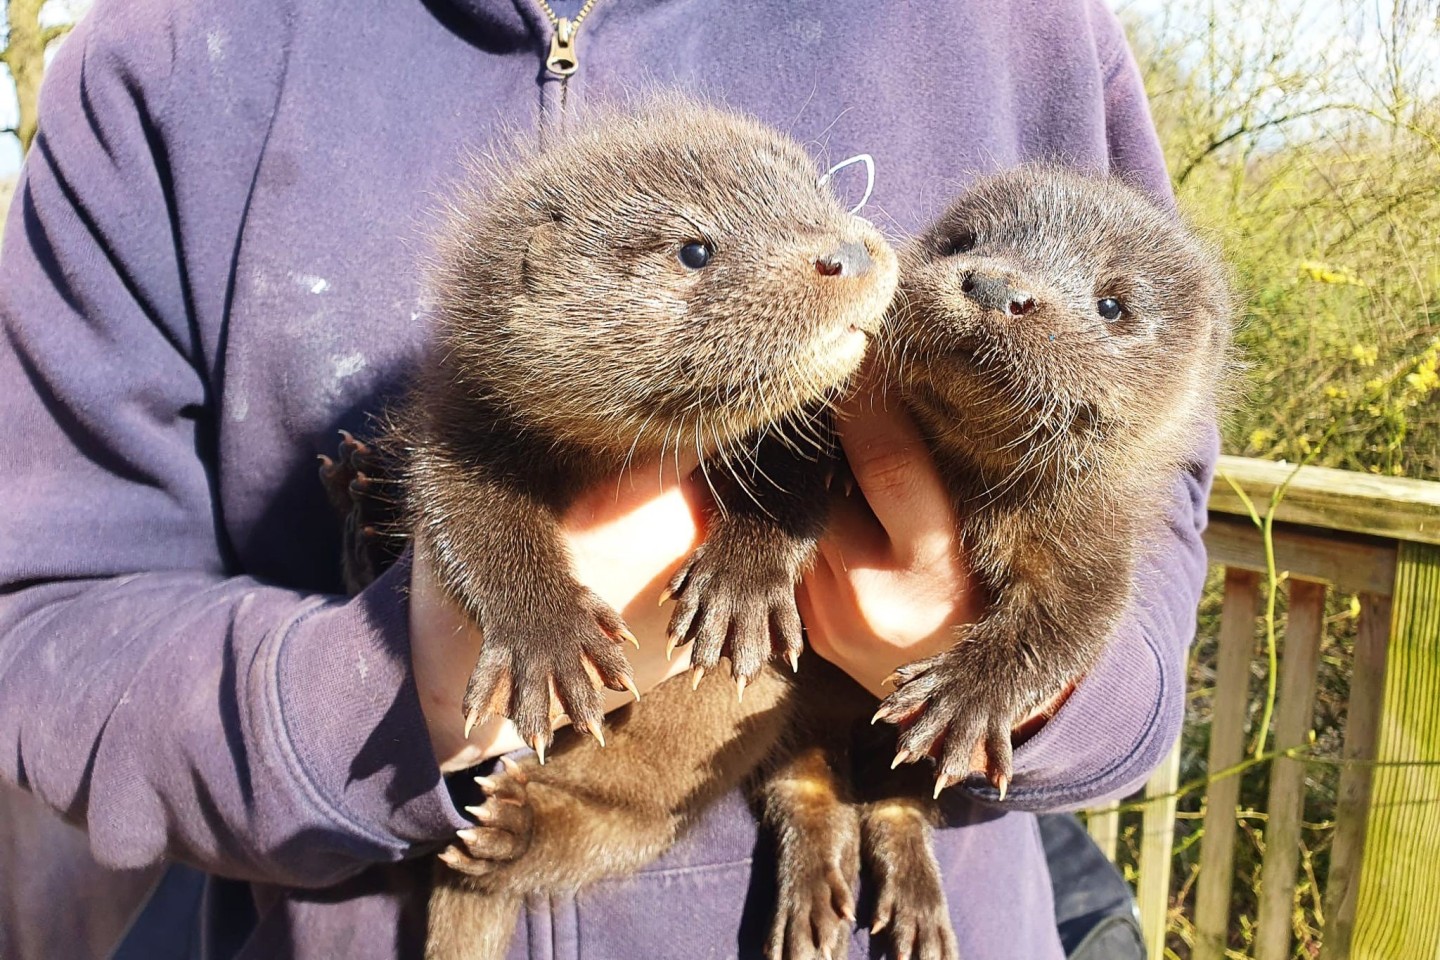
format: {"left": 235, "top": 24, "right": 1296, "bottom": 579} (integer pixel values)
{"left": 521, "top": 216, "right": 562, "bottom": 293}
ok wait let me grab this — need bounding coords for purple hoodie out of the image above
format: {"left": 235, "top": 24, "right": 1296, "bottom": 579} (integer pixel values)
{"left": 0, "top": 1, "right": 1210, "bottom": 958}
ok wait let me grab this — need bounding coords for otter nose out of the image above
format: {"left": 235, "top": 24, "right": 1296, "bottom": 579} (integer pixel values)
{"left": 960, "top": 271, "right": 1036, "bottom": 317}
{"left": 815, "top": 241, "right": 872, "bottom": 278}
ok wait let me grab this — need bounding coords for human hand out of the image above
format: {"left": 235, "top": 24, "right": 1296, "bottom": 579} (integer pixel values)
{"left": 411, "top": 467, "right": 706, "bottom": 772}
{"left": 796, "top": 387, "right": 983, "bottom": 698}
{"left": 797, "top": 383, "right": 1073, "bottom": 756}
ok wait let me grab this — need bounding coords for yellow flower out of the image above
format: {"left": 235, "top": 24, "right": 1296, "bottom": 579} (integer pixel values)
{"left": 1350, "top": 343, "right": 1378, "bottom": 367}
{"left": 1404, "top": 351, "right": 1439, "bottom": 397}
{"left": 1248, "top": 428, "right": 1276, "bottom": 450}
{"left": 1299, "top": 259, "right": 1366, "bottom": 287}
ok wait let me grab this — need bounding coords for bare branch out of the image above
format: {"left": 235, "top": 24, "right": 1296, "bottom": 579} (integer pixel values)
{"left": 1174, "top": 106, "right": 1339, "bottom": 185}
{"left": 42, "top": 24, "right": 74, "bottom": 46}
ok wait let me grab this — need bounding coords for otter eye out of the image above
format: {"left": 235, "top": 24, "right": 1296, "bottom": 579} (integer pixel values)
{"left": 679, "top": 242, "right": 713, "bottom": 269}
{"left": 937, "top": 229, "right": 975, "bottom": 257}
{"left": 1097, "top": 297, "right": 1125, "bottom": 322}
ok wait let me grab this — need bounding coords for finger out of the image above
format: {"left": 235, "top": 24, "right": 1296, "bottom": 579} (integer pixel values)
{"left": 796, "top": 559, "right": 845, "bottom": 665}
{"left": 834, "top": 391, "right": 954, "bottom": 564}
{"left": 816, "top": 483, "right": 890, "bottom": 572}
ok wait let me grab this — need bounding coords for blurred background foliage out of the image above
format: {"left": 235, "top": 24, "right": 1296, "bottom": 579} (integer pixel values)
{"left": 1127, "top": 0, "right": 1439, "bottom": 481}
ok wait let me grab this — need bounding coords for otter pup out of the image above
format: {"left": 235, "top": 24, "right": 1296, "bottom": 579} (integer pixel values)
{"left": 324, "top": 97, "right": 908, "bottom": 960}
{"left": 400, "top": 98, "right": 896, "bottom": 754}
{"left": 872, "top": 166, "right": 1231, "bottom": 793}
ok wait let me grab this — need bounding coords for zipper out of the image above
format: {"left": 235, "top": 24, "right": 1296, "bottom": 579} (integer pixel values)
{"left": 534, "top": 0, "right": 599, "bottom": 128}
{"left": 538, "top": 0, "right": 598, "bottom": 80}
{"left": 546, "top": 16, "right": 580, "bottom": 77}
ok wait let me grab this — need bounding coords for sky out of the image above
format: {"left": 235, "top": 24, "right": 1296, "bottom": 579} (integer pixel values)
{"left": 3, "top": 0, "right": 1439, "bottom": 179}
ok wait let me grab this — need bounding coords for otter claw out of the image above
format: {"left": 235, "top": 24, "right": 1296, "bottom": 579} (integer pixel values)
{"left": 580, "top": 719, "right": 606, "bottom": 747}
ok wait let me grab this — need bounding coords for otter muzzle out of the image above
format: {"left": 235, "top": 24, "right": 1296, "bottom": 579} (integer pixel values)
{"left": 815, "top": 241, "right": 873, "bottom": 278}
{"left": 960, "top": 271, "right": 1037, "bottom": 317}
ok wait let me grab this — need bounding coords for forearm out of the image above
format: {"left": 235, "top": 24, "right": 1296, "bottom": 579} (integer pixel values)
{"left": 0, "top": 562, "right": 466, "bottom": 886}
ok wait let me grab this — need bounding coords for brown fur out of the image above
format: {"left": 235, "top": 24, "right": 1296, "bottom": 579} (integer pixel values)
{"left": 394, "top": 96, "right": 896, "bottom": 750}
{"left": 326, "top": 154, "right": 1229, "bottom": 960}
{"left": 329, "top": 97, "right": 904, "bottom": 960}
{"left": 873, "top": 166, "right": 1232, "bottom": 791}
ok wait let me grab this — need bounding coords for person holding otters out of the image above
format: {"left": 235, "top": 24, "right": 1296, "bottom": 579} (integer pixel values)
{"left": 0, "top": 1, "right": 1195, "bottom": 957}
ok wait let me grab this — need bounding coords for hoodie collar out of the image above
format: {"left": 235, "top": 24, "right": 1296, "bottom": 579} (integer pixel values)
{"left": 438, "top": 0, "right": 627, "bottom": 46}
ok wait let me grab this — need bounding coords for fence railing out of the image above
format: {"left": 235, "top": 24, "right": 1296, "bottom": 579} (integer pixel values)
{"left": 1085, "top": 455, "right": 1440, "bottom": 960}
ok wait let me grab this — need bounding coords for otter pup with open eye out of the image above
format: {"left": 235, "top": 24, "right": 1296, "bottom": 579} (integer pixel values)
{"left": 871, "top": 166, "right": 1232, "bottom": 795}
{"left": 404, "top": 98, "right": 896, "bottom": 755}
{"left": 325, "top": 97, "right": 906, "bottom": 960}
{"left": 326, "top": 155, "right": 1228, "bottom": 960}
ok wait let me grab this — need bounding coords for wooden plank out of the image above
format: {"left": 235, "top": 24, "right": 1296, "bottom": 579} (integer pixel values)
{"left": 1204, "top": 514, "right": 1398, "bottom": 597}
{"left": 1086, "top": 803, "right": 1120, "bottom": 862}
{"left": 1209, "top": 455, "right": 1440, "bottom": 547}
{"left": 1255, "top": 579, "right": 1327, "bottom": 960}
{"left": 1319, "top": 592, "right": 1392, "bottom": 960}
{"left": 1351, "top": 541, "right": 1440, "bottom": 958}
{"left": 1139, "top": 740, "right": 1183, "bottom": 960}
{"left": 1194, "top": 568, "right": 1262, "bottom": 960}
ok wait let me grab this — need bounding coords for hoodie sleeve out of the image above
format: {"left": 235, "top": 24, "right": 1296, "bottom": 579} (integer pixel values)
{"left": 0, "top": 0, "right": 466, "bottom": 886}
{"left": 987, "top": 4, "right": 1212, "bottom": 811}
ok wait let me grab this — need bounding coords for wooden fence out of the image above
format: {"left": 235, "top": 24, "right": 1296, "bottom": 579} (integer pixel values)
{"left": 1085, "top": 455, "right": 1440, "bottom": 960}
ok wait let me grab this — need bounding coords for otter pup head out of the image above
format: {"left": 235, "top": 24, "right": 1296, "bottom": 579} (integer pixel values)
{"left": 433, "top": 97, "right": 898, "bottom": 460}
{"left": 892, "top": 166, "right": 1231, "bottom": 478}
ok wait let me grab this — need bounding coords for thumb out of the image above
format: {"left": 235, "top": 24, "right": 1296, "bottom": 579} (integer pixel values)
{"left": 835, "top": 387, "right": 954, "bottom": 565}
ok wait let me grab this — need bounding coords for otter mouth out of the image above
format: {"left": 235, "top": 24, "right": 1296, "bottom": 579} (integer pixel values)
{"left": 822, "top": 323, "right": 868, "bottom": 344}
{"left": 809, "top": 324, "right": 871, "bottom": 374}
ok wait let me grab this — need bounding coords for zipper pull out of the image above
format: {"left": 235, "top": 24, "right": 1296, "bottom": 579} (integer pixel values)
{"left": 547, "top": 17, "right": 579, "bottom": 77}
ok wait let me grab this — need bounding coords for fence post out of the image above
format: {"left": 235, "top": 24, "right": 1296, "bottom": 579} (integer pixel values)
{"left": 1138, "top": 741, "right": 1182, "bottom": 959}
{"left": 1350, "top": 541, "right": 1440, "bottom": 957}
{"left": 1255, "top": 579, "right": 1326, "bottom": 960}
{"left": 1318, "top": 592, "right": 1390, "bottom": 960}
{"left": 1193, "top": 568, "right": 1261, "bottom": 960}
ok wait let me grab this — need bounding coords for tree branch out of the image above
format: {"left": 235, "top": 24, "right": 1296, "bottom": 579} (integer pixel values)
{"left": 1174, "top": 105, "right": 1338, "bottom": 185}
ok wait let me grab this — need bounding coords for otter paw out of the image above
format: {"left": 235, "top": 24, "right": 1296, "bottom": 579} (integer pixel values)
{"left": 663, "top": 543, "right": 804, "bottom": 691}
{"left": 873, "top": 645, "right": 1029, "bottom": 798}
{"left": 871, "top": 873, "right": 960, "bottom": 960}
{"left": 765, "top": 845, "right": 857, "bottom": 960}
{"left": 439, "top": 757, "right": 535, "bottom": 882}
{"left": 318, "top": 430, "right": 400, "bottom": 593}
{"left": 867, "top": 812, "right": 960, "bottom": 960}
{"left": 317, "top": 429, "right": 376, "bottom": 513}
{"left": 462, "top": 590, "right": 639, "bottom": 756}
